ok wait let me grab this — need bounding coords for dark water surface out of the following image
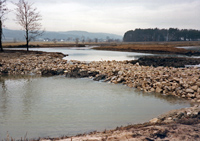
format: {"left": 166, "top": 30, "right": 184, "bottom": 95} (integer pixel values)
{"left": 0, "top": 76, "right": 190, "bottom": 140}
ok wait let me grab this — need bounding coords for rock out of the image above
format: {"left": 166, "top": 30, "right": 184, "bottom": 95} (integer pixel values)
{"left": 187, "top": 93, "right": 195, "bottom": 98}
{"left": 156, "top": 87, "right": 162, "bottom": 93}
{"left": 79, "top": 70, "right": 89, "bottom": 77}
{"left": 186, "top": 89, "right": 194, "bottom": 93}
{"left": 118, "top": 71, "right": 123, "bottom": 75}
{"left": 163, "top": 119, "right": 173, "bottom": 123}
{"left": 93, "top": 74, "right": 106, "bottom": 81}
{"left": 149, "top": 118, "right": 159, "bottom": 123}
{"left": 196, "top": 82, "right": 200, "bottom": 87}
{"left": 117, "top": 77, "right": 125, "bottom": 83}
{"left": 88, "top": 71, "right": 99, "bottom": 77}
{"left": 111, "top": 76, "right": 117, "bottom": 80}
{"left": 176, "top": 112, "right": 185, "bottom": 119}
{"left": 41, "top": 69, "right": 58, "bottom": 76}
{"left": 191, "top": 85, "right": 198, "bottom": 91}
{"left": 57, "top": 69, "right": 64, "bottom": 75}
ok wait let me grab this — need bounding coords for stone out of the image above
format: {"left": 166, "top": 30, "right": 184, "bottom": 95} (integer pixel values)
{"left": 118, "top": 71, "right": 123, "bottom": 75}
{"left": 111, "top": 76, "right": 117, "bottom": 80}
{"left": 187, "top": 93, "right": 195, "bottom": 98}
{"left": 149, "top": 118, "right": 159, "bottom": 123}
{"left": 176, "top": 112, "right": 185, "bottom": 119}
{"left": 156, "top": 87, "right": 162, "bottom": 93}
{"left": 150, "top": 88, "right": 155, "bottom": 92}
{"left": 93, "top": 74, "right": 106, "bottom": 81}
{"left": 196, "top": 82, "right": 200, "bottom": 87}
{"left": 191, "top": 85, "right": 198, "bottom": 91}
{"left": 117, "top": 77, "right": 124, "bottom": 83}
{"left": 186, "top": 89, "right": 194, "bottom": 93}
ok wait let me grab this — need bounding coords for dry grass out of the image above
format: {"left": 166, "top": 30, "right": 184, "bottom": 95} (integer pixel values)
{"left": 93, "top": 41, "right": 200, "bottom": 55}
{"left": 2, "top": 41, "right": 113, "bottom": 48}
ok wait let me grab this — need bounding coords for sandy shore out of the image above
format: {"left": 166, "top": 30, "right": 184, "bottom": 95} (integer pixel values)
{"left": 1, "top": 49, "right": 200, "bottom": 140}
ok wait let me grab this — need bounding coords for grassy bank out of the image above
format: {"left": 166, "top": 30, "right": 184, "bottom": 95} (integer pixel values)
{"left": 2, "top": 41, "right": 116, "bottom": 48}
{"left": 93, "top": 41, "right": 200, "bottom": 55}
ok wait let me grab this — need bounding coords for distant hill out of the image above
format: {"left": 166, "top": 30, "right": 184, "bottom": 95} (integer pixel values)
{"left": 3, "top": 28, "right": 122, "bottom": 42}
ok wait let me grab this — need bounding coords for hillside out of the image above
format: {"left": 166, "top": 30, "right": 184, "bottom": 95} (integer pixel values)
{"left": 3, "top": 28, "right": 122, "bottom": 42}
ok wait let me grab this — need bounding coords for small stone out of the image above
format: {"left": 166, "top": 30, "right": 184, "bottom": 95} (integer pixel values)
{"left": 182, "top": 95, "right": 186, "bottom": 98}
{"left": 149, "top": 118, "right": 159, "bottom": 123}
{"left": 117, "top": 77, "right": 124, "bottom": 83}
{"left": 186, "top": 89, "right": 194, "bottom": 93}
{"left": 191, "top": 85, "right": 198, "bottom": 91}
{"left": 187, "top": 112, "right": 192, "bottom": 116}
{"left": 118, "top": 71, "right": 123, "bottom": 75}
{"left": 111, "top": 76, "right": 117, "bottom": 80}
{"left": 150, "top": 88, "right": 155, "bottom": 92}
{"left": 187, "top": 93, "right": 195, "bottom": 98}
{"left": 176, "top": 112, "right": 185, "bottom": 119}
{"left": 156, "top": 87, "right": 162, "bottom": 93}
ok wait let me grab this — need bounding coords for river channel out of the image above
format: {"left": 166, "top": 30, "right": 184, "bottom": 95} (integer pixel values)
{"left": 0, "top": 47, "right": 191, "bottom": 140}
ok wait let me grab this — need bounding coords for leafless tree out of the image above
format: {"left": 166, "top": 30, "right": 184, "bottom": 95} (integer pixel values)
{"left": 0, "top": 0, "right": 8, "bottom": 52}
{"left": 75, "top": 38, "right": 79, "bottom": 46}
{"left": 14, "top": 0, "right": 44, "bottom": 51}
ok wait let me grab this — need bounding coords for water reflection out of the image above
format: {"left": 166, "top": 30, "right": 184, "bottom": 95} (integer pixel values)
{"left": 30, "top": 47, "right": 153, "bottom": 61}
{"left": 0, "top": 76, "right": 190, "bottom": 140}
{"left": 133, "top": 88, "right": 189, "bottom": 105}
{"left": 0, "top": 78, "right": 8, "bottom": 121}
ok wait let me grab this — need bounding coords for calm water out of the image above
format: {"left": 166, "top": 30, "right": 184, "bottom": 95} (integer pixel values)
{"left": 178, "top": 46, "right": 200, "bottom": 52}
{"left": 9, "top": 46, "right": 189, "bottom": 61}
{"left": 0, "top": 76, "right": 190, "bottom": 140}
{"left": 30, "top": 47, "right": 153, "bottom": 61}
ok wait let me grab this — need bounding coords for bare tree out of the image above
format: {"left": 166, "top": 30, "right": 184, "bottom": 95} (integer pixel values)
{"left": 75, "top": 38, "right": 79, "bottom": 46}
{"left": 0, "top": 0, "right": 8, "bottom": 52}
{"left": 14, "top": 0, "right": 44, "bottom": 51}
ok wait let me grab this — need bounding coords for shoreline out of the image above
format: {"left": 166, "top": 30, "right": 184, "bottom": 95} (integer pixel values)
{"left": 41, "top": 105, "right": 200, "bottom": 141}
{"left": 1, "top": 49, "right": 200, "bottom": 140}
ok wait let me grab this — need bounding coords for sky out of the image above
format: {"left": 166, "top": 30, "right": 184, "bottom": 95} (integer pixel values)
{"left": 6, "top": 0, "right": 200, "bottom": 35}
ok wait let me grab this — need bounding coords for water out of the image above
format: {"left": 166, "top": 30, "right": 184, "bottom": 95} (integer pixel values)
{"left": 8, "top": 46, "right": 190, "bottom": 62}
{"left": 0, "top": 76, "right": 190, "bottom": 140}
{"left": 30, "top": 47, "right": 153, "bottom": 61}
{"left": 177, "top": 46, "right": 200, "bottom": 52}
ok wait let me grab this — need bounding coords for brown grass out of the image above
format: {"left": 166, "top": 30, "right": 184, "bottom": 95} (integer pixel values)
{"left": 93, "top": 41, "right": 200, "bottom": 55}
{"left": 2, "top": 41, "right": 113, "bottom": 48}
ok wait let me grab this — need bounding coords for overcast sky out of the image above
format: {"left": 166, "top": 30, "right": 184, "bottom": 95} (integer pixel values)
{"left": 6, "top": 0, "right": 200, "bottom": 35}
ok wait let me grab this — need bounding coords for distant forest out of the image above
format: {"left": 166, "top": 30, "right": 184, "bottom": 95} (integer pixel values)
{"left": 123, "top": 28, "right": 200, "bottom": 42}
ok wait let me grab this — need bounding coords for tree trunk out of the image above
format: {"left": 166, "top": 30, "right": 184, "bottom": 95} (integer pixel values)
{"left": 26, "top": 39, "right": 29, "bottom": 51}
{"left": 26, "top": 30, "right": 29, "bottom": 51}
{"left": 0, "top": 19, "right": 3, "bottom": 52}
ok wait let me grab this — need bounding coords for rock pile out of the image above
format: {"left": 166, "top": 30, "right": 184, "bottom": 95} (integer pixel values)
{"left": 0, "top": 53, "right": 68, "bottom": 75}
{"left": 1, "top": 53, "right": 200, "bottom": 102}
{"left": 129, "top": 56, "right": 200, "bottom": 68}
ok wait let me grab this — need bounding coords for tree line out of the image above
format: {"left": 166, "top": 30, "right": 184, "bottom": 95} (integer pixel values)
{"left": 0, "top": 0, "right": 43, "bottom": 52}
{"left": 123, "top": 28, "right": 200, "bottom": 42}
